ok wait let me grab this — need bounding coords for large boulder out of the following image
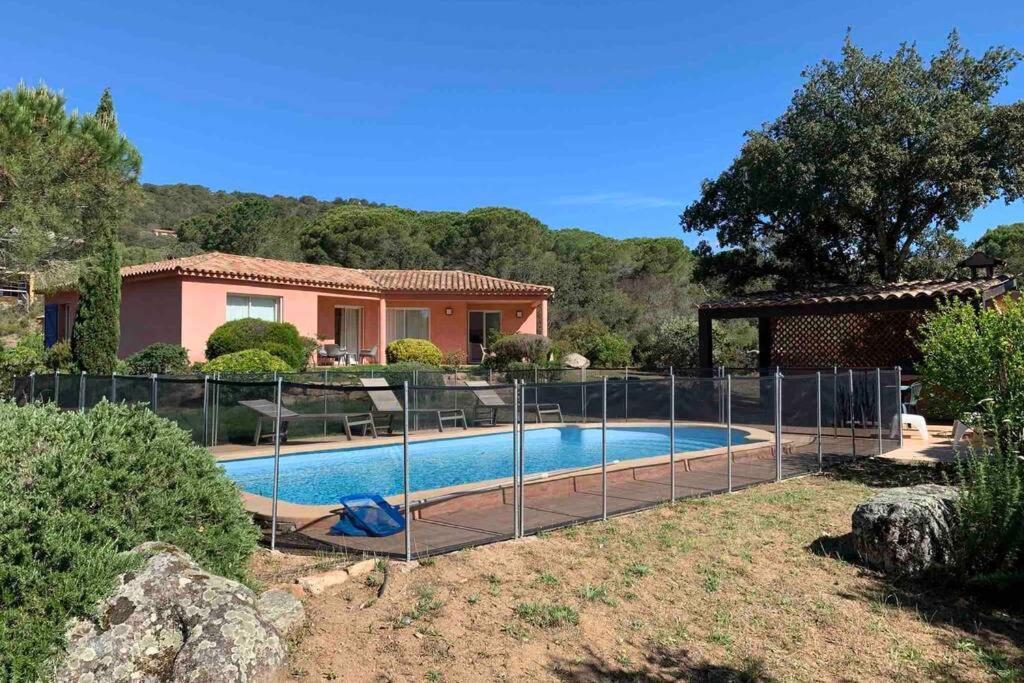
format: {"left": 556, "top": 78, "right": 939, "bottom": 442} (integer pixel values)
{"left": 561, "top": 352, "right": 590, "bottom": 369}
{"left": 851, "top": 484, "right": 959, "bottom": 577}
{"left": 56, "top": 542, "right": 304, "bottom": 682}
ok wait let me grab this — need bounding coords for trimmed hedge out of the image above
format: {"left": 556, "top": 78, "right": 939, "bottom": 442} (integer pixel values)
{"left": 205, "top": 318, "right": 311, "bottom": 370}
{"left": 386, "top": 338, "right": 442, "bottom": 366}
{"left": 0, "top": 401, "right": 259, "bottom": 680}
{"left": 125, "top": 343, "right": 191, "bottom": 375}
{"left": 202, "top": 349, "right": 291, "bottom": 374}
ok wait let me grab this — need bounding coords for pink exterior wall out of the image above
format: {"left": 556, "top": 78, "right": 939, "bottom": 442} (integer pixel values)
{"left": 47, "top": 274, "right": 550, "bottom": 365}
{"left": 383, "top": 296, "right": 542, "bottom": 356}
{"left": 120, "top": 278, "right": 182, "bottom": 357}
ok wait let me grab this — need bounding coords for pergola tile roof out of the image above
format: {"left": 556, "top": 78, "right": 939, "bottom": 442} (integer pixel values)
{"left": 699, "top": 275, "right": 1016, "bottom": 312}
{"left": 120, "top": 252, "right": 553, "bottom": 296}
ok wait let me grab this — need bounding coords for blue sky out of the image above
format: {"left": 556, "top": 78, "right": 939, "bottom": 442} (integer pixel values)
{"left": 3, "top": 0, "right": 1023, "bottom": 246}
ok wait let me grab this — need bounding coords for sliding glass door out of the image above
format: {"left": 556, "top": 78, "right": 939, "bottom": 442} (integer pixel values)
{"left": 334, "top": 307, "right": 361, "bottom": 354}
{"left": 468, "top": 311, "right": 501, "bottom": 363}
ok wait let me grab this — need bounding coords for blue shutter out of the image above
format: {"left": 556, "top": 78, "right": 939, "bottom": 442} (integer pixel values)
{"left": 44, "top": 304, "right": 58, "bottom": 348}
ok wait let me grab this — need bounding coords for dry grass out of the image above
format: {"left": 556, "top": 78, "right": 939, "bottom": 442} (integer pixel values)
{"left": 264, "top": 462, "right": 1023, "bottom": 682}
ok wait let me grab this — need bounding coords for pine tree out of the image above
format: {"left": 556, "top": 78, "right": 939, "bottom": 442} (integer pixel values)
{"left": 95, "top": 87, "right": 117, "bottom": 129}
{"left": 70, "top": 225, "right": 122, "bottom": 373}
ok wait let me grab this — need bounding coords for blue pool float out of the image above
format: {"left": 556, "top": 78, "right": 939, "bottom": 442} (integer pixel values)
{"left": 329, "top": 493, "right": 406, "bottom": 537}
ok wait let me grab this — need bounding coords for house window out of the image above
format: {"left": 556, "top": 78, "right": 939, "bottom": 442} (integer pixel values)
{"left": 386, "top": 308, "right": 429, "bottom": 343}
{"left": 226, "top": 294, "right": 280, "bottom": 322}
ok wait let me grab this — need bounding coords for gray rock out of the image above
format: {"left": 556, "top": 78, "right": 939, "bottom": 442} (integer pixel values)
{"left": 56, "top": 543, "right": 304, "bottom": 682}
{"left": 852, "top": 484, "right": 960, "bottom": 576}
{"left": 256, "top": 589, "right": 305, "bottom": 639}
{"left": 561, "top": 352, "right": 590, "bottom": 369}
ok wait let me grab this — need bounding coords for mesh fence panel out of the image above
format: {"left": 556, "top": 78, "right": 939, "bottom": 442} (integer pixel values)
{"left": 83, "top": 374, "right": 114, "bottom": 407}
{"left": 880, "top": 369, "right": 903, "bottom": 453}
{"left": 32, "top": 373, "right": 56, "bottom": 404}
{"left": 10, "top": 374, "right": 33, "bottom": 404}
{"left": 673, "top": 377, "right": 730, "bottom": 497}
{"left": 114, "top": 375, "right": 155, "bottom": 407}
{"left": 728, "top": 376, "right": 778, "bottom": 489}
{"left": 57, "top": 373, "right": 83, "bottom": 410}
{"left": 522, "top": 381, "right": 605, "bottom": 533}
{"left": 778, "top": 374, "right": 821, "bottom": 478}
{"left": 155, "top": 377, "right": 207, "bottom": 443}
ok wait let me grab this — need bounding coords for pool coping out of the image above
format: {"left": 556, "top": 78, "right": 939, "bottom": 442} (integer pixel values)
{"left": 234, "top": 421, "right": 781, "bottom": 527}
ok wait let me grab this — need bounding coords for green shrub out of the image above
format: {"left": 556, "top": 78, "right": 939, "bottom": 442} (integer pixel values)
{"left": 0, "top": 401, "right": 259, "bottom": 680}
{"left": 590, "top": 332, "right": 633, "bottom": 368}
{"left": 918, "top": 298, "right": 1024, "bottom": 428}
{"left": 953, "top": 409, "right": 1024, "bottom": 581}
{"left": 552, "top": 318, "right": 632, "bottom": 367}
{"left": 487, "top": 334, "right": 551, "bottom": 369}
{"left": 0, "top": 333, "right": 45, "bottom": 397}
{"left": 42, "top": 340, "right": 73, "bottom": 372}
{"left": 386, "top": 338, "right": 442, "bottom": 366}
{"left": 205, "top": 318, "right": 309, "bottom": 370}
{"left": 202, "top": 349, "right": 291, "bottom": 374}
{"left": 124, "top": 343, "right": 191, "bottom": 375}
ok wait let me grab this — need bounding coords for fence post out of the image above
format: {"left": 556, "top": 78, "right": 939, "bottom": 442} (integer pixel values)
{"left": 848, "top": 369, "right": 856, "bottom": 458}
{"left": 29, "top": 371, "right": 36, "bottom": 403}
{"left": 624, "top": 366, "right": 629, "bottom": 422}
{"left": 774, "top": 368, "right": 782, "bottom": 482}
{"left": 581, "top": 367, "right": 587, "bottom": 424}
{"left": 111, "top": 373, "right": 118, "bottom": 403}
{"left": 79, "top": 371, "right": 86, "bottom": 412}
{"left": 875, "top": 367, "right": 883, "bottom": 456}
{"left": 403, "top": 381, "right": 412, "bottom": 562}
{"left": 601, "top": 376, "right": 608, "bottom": 521}
{"left": 54, "top": 370, "right": 59, "bottom": 405}
{"left": 323, "top": 371, "right": 329, "bottom": 436}
{"left": 270, "top": 377, "right": 283, "bottom": 551}
{"left": 832, "top": 365, "right": 838, "bottom": 438}
{"left": 895, "top": 366, "right": 904, "bottom": 448}
{"left": 512, "top": 379, "right": 520, "bottom": 538}
{"left": 669, "top": 374, "right": 676, "bottom": 503}
{"left": 202, "top": 375, "right": 210, "bottom": 447}
{"left": 816, "top": 371, "right": 823, "bottom": 472}
{"left": 518, "top": 380, "right": 526, "bottom": 536}
{"left": 727, "top": 374, "right": 733, "bottom": 492}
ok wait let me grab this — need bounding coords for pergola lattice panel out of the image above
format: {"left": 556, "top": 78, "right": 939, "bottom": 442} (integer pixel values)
{"left": 770, "top": 310, "right": 927, "bottom": 368}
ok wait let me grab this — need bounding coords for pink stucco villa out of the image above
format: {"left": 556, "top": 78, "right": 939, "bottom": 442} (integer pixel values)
{"left": 44, "top": 252, "right": 553, "bottom": 364}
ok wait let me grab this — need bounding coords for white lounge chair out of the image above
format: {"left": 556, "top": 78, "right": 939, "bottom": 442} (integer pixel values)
{"left": 465, "top": 379, "right": 563, "bottom": 424}
{"left": 238, "top": 398, "right": 376, "bottom": 444}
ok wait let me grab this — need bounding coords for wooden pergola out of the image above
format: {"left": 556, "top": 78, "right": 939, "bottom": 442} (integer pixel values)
{"left": 697, "top": 271, "right": 1017, "bottom": 371}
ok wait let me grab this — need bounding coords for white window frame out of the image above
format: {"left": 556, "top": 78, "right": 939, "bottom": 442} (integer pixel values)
{"left": 386, "top": 307, "right": 431, "bottom": 344}
{"left": 226, "top": 293, "right": 282, "bottom": 322}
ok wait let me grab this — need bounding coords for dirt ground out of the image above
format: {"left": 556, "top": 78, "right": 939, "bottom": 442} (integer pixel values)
{"left": 256, "top": 461, "right": 1023, "bottom": 682}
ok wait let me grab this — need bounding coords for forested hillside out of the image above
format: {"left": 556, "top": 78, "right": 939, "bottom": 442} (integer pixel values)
{"left": 117, "top": 183, "right": 753, "bottom": 364}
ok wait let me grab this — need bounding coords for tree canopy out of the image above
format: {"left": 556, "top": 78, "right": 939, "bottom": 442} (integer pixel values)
{"left": 0, "top": 84, "right": 141, "bottom": 272}
{"left": 975, "top": 222, "right": 1024, "bottom": 274}
{"left": 682, "top": 32, "right": 1024, "bottom": 287}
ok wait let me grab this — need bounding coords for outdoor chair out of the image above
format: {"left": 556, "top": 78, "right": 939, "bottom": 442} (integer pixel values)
{"left": 465, "top": 379, "right": 563, "bottom": 425}
{"left": 238, "top": 399, "right": 376, "bottom": 445}
{"left": 888, "top": 381, "right": 928, "bottom": 442}
{"left": 358, "top": 345, "right": 378, "bottom": 364}
{"left": 318, "top": 344, "right": 346, "bottom": 366}
{"left": 358, "top": 377, "right": 468, "bottom": 433}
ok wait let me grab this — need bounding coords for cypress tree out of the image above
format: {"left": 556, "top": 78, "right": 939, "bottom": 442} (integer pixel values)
{"left": 70, "top": 226, "right": 122, "bottom": 373}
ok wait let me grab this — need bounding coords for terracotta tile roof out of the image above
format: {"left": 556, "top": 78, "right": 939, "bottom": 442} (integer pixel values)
{"left": 120, "top": 252, "right": 553, "bottom": 296}
{"left": 122, "top": 252, "right": 380, "bottom": 291}
{"left": 700, "top": 275, "right": 1016, "bottom": 311}
{"left": 368, "top": 269, "right": 553, "bottom": 295}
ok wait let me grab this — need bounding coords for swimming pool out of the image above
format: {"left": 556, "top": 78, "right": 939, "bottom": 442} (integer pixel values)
{"left": 222, "top": 425, "right": 759, "bottom": 505}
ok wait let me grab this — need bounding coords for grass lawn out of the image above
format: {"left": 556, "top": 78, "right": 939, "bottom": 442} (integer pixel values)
{"left": 257, "top": 460, "right": 1023, "bottom": 682}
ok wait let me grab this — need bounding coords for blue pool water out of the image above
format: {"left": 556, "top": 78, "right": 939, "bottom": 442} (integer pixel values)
{"left": 222, "top": 426, "right": 758, "bottom": 505}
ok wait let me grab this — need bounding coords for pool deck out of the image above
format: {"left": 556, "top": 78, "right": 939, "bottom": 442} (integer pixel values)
{"left": 216, "top": 419, "right": 905, "bottom": 558}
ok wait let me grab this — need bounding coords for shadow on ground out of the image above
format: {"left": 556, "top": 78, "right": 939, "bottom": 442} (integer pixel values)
{"left": 550, "top": 644, "right": 774, "bottom": 682}
{"left": 824, "top": 457, "right": 954, "bottom": 488}
{"left": 809, "top": 457, "right": 1024, "bottom": 667}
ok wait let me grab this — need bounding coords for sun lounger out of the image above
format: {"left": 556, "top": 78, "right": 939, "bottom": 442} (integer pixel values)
{"left": 238, "top": 399, "right": 376, "bottom": 445}
{"left": 329, "top": 493, "right": 405, "bottom": 537}
{"left": 464, "top": 379, "right": 563, "bottom": 424}
{"left": 358, "top": 377, "right": 468, "bottom": 433}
